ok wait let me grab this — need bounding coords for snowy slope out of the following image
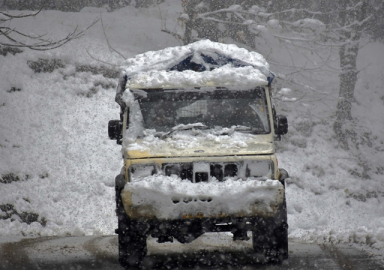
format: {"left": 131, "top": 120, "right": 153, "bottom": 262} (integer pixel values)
{"left": 0, "top": 0, "right": 383, "bottom": 259}
{"left": 0, "top": 2, "right": 182, "bottom": 236}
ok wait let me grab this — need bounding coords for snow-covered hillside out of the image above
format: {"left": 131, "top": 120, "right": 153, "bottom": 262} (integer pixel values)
{"left": 0, "top": 0, "right": 383, "bottom": 260}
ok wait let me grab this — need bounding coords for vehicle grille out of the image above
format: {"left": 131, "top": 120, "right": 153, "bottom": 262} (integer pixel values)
{"left": 162, "top": 162, "right": 240, "bottom": 182}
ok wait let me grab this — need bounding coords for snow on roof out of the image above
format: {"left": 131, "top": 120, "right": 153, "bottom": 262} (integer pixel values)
{"left": 120, "top": 40, "right": 274, "bottom": 89}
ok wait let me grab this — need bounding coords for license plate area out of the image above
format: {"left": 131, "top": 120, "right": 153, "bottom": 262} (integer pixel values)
{"left": 181, "top": 212, "right": 204, "bottom": 219}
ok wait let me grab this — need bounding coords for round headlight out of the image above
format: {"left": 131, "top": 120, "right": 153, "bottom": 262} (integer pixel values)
{"left": 129, "top": 164, "right": 157, "bottom": 182}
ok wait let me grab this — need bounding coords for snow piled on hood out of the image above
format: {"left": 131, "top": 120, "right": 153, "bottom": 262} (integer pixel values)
{"left": 126, "top": 128, "right": 258, "bottom": 152}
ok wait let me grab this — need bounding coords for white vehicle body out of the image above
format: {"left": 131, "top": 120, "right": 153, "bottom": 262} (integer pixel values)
{"left": 108, "top": 40, "right": 289, "bottom": 267}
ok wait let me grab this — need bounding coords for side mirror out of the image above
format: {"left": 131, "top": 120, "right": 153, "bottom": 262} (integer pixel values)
{"left": 108, "top": 120, "right": 122, "bottom": 143}
{"left": 276, "top": 115, "right": 288, "bottom": 135}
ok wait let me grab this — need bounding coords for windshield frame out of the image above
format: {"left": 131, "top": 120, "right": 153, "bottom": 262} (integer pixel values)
{"left": 131, "top": 86, "right": 272, "bottom": 135}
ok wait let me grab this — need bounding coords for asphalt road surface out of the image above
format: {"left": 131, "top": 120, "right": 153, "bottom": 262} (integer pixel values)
{"left": 0, "top": 234, "right": 383, "bottom": 270}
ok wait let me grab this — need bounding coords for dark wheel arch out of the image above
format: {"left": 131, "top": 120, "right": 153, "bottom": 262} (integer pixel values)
{"left": 115, "top": 174, "right": 148, "bottom": 269}
{"left": 252, "top": 196, "right": 288, "bottom": 263}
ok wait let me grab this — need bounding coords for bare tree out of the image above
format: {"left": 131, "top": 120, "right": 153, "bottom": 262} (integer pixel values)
{"left": 1, "top": 0, "right": 132, "bottom": 11}
{"left": 179, "top": 0, "right": 258, "bottom": 47}
{"left": 0, "top": 8, "right": 98, "bottom": 51}
{"left": 331, "top": 1, "right": 368, "bottom": 149}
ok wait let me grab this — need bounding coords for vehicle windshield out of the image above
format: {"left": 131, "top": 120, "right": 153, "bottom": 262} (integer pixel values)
{"left": 131, "top": 87, "right": 271, "bottom": 134}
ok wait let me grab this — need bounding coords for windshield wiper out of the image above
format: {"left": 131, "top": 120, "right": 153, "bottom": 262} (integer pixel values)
{"left": 215, "top": 125, "right": 264, "bottom": 135}
{"left": 234, "top": 125, "right": 265, "bottom": 133}
{"left": 160, "top": 123, "right": 209, "bottom": 139}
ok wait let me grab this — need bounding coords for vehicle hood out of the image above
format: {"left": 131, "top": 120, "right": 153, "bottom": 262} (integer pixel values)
{"left": 124, "top": 131, "right": 275, "bottom": 159}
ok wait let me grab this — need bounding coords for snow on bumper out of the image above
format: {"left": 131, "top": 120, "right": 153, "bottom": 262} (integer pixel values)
{"left": 121, "top": 175, "right": 285, "bottom": 220}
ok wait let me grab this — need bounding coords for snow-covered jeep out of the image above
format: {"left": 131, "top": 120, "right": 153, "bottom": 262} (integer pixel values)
{"left": 109, "top": 40, "right": 289, "bottom": 268}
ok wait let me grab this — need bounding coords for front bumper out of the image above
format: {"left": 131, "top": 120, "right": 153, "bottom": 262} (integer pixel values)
{"left": 121, "top": 178, "right": 285, "bottom": 220}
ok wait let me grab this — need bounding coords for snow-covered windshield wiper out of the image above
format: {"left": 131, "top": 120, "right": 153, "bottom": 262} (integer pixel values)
{"left": 159, "top": 123, "right": 209, "bottom": 139}
{"left": 215, "top": 125, "right": 264, "bottom": 135}
{"left": 234, "top": 125, "right": 263, "bottom": 132}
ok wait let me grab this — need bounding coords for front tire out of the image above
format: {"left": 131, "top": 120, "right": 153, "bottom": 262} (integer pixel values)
{"left": 252, "top": 198, "right": 288, "bottom": 263}
{"left": 116, "top": 177, "right": 147, "bottom": 268}
{"left": 118, "top": 225, "right": 147, "bottom": 268}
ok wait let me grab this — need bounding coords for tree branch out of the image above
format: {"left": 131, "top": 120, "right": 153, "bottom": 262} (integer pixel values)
{"left": 86, "top": 48, "right": 121, "bottom": 67}
{"left": 100, "top": 15, "right": 126, "bottom": 59}
{"left": 161, "top": 29, "right": 183, "bottom": 42}
{"left": 0, "top": 10, "right": 99, "bottom": 51}
{"left": 0, "top": 8, "right": 43, "bottom": 20}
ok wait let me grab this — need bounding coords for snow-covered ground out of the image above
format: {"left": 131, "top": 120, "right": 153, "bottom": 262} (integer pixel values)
{"left": 0, "top": 0, "right": 383, "bottom": 262}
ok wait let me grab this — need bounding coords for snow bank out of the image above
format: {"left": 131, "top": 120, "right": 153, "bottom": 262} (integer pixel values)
{"left": 0, "top": 2, "right": 184, "bottom": 237}
{"left": 125, "top": 175, "right": 283, "bottom": 219}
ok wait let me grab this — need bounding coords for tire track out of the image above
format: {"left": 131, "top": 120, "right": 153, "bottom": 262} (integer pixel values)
{"left": 321, "top": 244, "right": 384, "bottom": 270}
{"left": 0, "top": 237, "right": 57, "bottom": 270}
{"left": 82, "top": 236, "right": 119, "bottom": 266}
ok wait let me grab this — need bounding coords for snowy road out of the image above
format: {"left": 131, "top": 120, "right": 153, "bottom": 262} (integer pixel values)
{"left": 0, "top": 234, "right": 383, "bottom": 270}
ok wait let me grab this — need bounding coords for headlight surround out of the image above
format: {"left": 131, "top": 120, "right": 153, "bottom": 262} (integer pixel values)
{"left": 244, "top": 160, "right": 273, "bottom": 179}
{"left": 129, "top": 164, "right": 158, "bottom": 182}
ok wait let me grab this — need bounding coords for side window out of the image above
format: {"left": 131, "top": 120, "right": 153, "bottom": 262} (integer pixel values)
{"left": 250, "top": 99, "right": 269, "bottom": 131}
